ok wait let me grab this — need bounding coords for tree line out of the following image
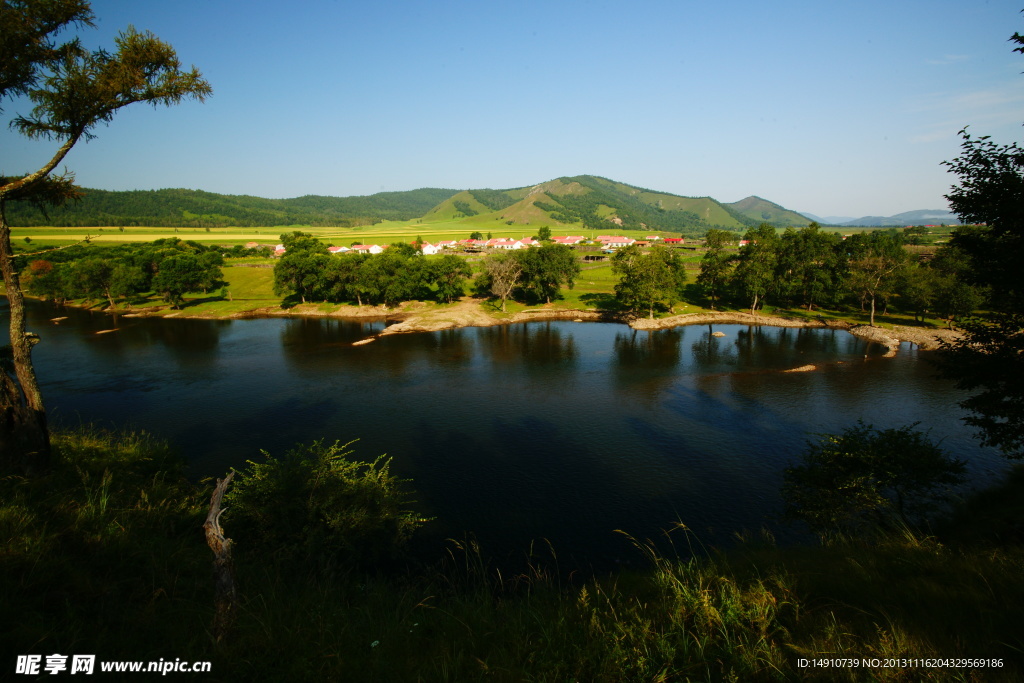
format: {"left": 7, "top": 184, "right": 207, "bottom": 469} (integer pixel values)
{"left": 22, "top": 238, "right": 227, "bottom": 309}
{"left": 272, "top": 234, "right": 585, "bottom": 311}
{"left": 696, "top": 223, "right": 983, "bottom": 327}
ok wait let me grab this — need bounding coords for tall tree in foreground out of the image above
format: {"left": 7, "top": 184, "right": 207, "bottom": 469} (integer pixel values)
{"left": 937, "top": 18, "right": 1024, "bottom": 459}
{"left": 0, "top": 0, "right": 211, "bottom": 473}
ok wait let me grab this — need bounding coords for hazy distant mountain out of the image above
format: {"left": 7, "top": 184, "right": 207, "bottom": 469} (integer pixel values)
{"left": 800, "top": 209, "right": 961, "bottom": 227}
{"left": 799, "top": 212, "right": 856, "bottom": 225}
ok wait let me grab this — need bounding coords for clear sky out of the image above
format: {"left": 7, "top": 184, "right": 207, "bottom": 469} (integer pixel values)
{"left": 3, "top": 0, "right": 1023, "bottom": 218}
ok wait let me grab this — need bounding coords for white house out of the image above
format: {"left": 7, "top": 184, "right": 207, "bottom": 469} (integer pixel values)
{"left": 598, "top": 236, "right": 635, "bottom": 248}
{"left": 420, "top": 242, "right": 441, "bottom": 255}
{"left": 350, "top": 244, "right": 385, "bottom": 254}
{"left": 487, "top": 238, "right": 523, "bottom": 250}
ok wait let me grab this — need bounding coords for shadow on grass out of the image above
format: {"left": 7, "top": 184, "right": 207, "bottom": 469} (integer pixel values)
{"left": 578, "top": 293, "right": 620, "bottom": 311}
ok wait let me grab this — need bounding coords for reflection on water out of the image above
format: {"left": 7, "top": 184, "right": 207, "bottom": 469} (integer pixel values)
{"left": 7, "top": 299, "right": 1010, "bottom": 568}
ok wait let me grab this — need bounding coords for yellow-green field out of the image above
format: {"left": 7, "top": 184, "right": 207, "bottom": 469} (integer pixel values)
{"left": 9, "top": 217, "right": 688, "bottom": 250}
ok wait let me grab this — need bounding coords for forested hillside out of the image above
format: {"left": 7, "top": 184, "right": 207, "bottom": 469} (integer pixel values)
{"left": 5, "top": 177, "right": 816, "bottom": 233}
{"left": 5, "top": 187, "right": 459, "bottom": 228}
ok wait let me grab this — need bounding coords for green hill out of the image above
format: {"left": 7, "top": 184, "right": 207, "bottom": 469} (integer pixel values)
{"left": 5, "top": 177, "right": 813, "bottom": 234}
{"left": 725, "top": 195, "right": 812, "bottom": 227}
{"left": 455, "top": 175, "right": 757, "bottom": 235}
{"left": 5, "top": 187, "right": 460, "bottom": 228}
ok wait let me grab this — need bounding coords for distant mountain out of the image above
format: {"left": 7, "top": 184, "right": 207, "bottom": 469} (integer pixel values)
{"left": 839, "top": 210, "right": 961, "bottom": 227}
{"left": 799, "top": 209, "right": 961, "bottom": 227}
{"left": 799, "top": 212, "right": 857, "bottom": 225}
{"left": 6, "top": 176, "right": 817, "bottom": 233}
{"left": 725, "top": 196, "right": 812, "bottom": 227}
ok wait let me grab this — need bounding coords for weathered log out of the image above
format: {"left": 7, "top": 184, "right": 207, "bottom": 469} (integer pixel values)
{"left": 204, "top": 472, "right": 237, "bottom": 642}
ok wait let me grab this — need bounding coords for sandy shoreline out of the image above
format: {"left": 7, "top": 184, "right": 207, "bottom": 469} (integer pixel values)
{"left": 64, "top": 296, "right": 961, "bottom": 353}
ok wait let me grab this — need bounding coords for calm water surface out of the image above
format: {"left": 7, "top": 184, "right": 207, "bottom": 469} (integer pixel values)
{"left": 6, "top": 299, "right": 1009, "bottom": 567}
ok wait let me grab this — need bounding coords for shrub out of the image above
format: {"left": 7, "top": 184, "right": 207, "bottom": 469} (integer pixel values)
{"left": 782, "top": 422, "right": 966, "bottom": 538}
{"left": 225, "top": 440, "right": 426, "bottom": 566}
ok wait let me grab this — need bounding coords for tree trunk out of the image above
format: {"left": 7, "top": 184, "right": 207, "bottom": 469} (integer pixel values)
{"left": 870, "top": 296, "right": 876, "bottom": 326}
{"left": 0, "top": 202, "right": 51, "bottom": 474}
{"left": 204, "top": 472, "right": 237, "bottom": 643}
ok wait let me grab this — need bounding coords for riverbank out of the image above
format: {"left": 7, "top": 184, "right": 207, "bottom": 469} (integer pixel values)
{"left": 629, "top": 311, "right": 960, "bottom": 352}
{"left": 20, "top": 290, "right": 960, "bottom": 352}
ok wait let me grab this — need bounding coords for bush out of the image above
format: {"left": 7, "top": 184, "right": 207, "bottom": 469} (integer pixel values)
{"left": 782, "top": 422, "right": 966, "bottom": 538}
{"left": 225, "top": 440, "right": 427, "bottom": 566}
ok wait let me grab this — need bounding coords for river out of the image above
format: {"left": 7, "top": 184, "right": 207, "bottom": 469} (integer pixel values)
{"left": 5, "top": 299, "right": 1009, "bottom": 568}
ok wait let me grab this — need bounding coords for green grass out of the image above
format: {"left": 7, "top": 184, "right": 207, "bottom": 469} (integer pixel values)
{"left": 3, "top": 428, "right": 1022, "bottom": 681}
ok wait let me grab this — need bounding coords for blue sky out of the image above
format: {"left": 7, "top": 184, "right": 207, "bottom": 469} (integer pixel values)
{"left": 3, "top": 0, "right": 1023, "bottom": 218}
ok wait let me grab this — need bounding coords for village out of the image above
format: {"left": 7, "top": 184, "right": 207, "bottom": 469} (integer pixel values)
{"left": 261, "top": 234, "right": 691, "bottom": 256}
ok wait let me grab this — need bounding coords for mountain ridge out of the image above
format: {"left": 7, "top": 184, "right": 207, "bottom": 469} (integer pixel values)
{"left": 4, "top": 175, "right": 952, "bottom": 232}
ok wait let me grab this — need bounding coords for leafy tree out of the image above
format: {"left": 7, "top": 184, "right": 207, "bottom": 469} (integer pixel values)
{"left": 533, "top": 226, "right": 552, "bottom": 242}
{"left": 469, "top": 231, "right": 484, "bottom": 240}
{"left": 903, "top": 225, "right": 929, "bottom": 245}
{"left": 24, "top": 258, "right": 69, "bottom": 301}
{"left": 782, "top": 422, "right": 966, "bottom": 538}
{"left": 943, "top": 132, "right": 1024, "bottom": 311}
{"left": 612, "top": 245, "right": 688, "bottom": 319}
{"left": 897, "top": 264, "right": 939, "bottom": 322}
{"left": 478, "top": 252, "right": 524, "bottom": 312}
{"left": 69, "top": 257, "right": 114, "bottom": 306}
{"left": 429, "top": 254, "right": 472, "bottom": 304}
{"left": 152, "top": 253, "right": 220, "bottom": 308}
{"left": 273, "top": 232, "right": 329, "bottom": 303}
{"left": 321, "top": 253, "right": 367, "bottom": 304}
{"left": 731, "top": 224, "right": 779, "bottom": 314}
{"left": 697, "top": 229, "right": 735, "bottom": 309}
{"left": 842, "top": 231, "right": 909, "bottom": 325}
{"left": 280, "top": 231, "right": 327, "bottom": 255}
{"left": 518, "top": 243, "right": 580, "bottom": 304}
{"left": 936, "top": 21, "right": 1024, "bottom": 459}
{"left": 775, "top": 223, "right": 842, "bottom": 310}
{"left": 0, "top": 0, "right": 211, "bottom": 473}
{"left": 940, "top": 315, "right": 1024, "bottom": 457}
{"left": 387, "top": 241, "right": 418, "bottom": 258}
{"left": 933, "top": 276, "right": 985, "bottom": 329}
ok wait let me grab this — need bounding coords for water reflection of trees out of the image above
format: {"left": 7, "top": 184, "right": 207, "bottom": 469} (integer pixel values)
{"left": 279, "top": 318, "right": 477, "bottom": 380}
{"left": 280, "top": 317, "right": 386, "bottom": 374}
{"left": 67, "top": 312, "right": 229, "bottom": 368}
{"left": 611, "top": 328, "right": 683, "bottom": 397}
{"left": 695, "top": 326, "right": 865, "bottom": 373}
{"left": 477, "top": 323, "right": 578, "bottom": 383}
{"left": 689, "top": 326, "right": 736, "bottom": 372}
